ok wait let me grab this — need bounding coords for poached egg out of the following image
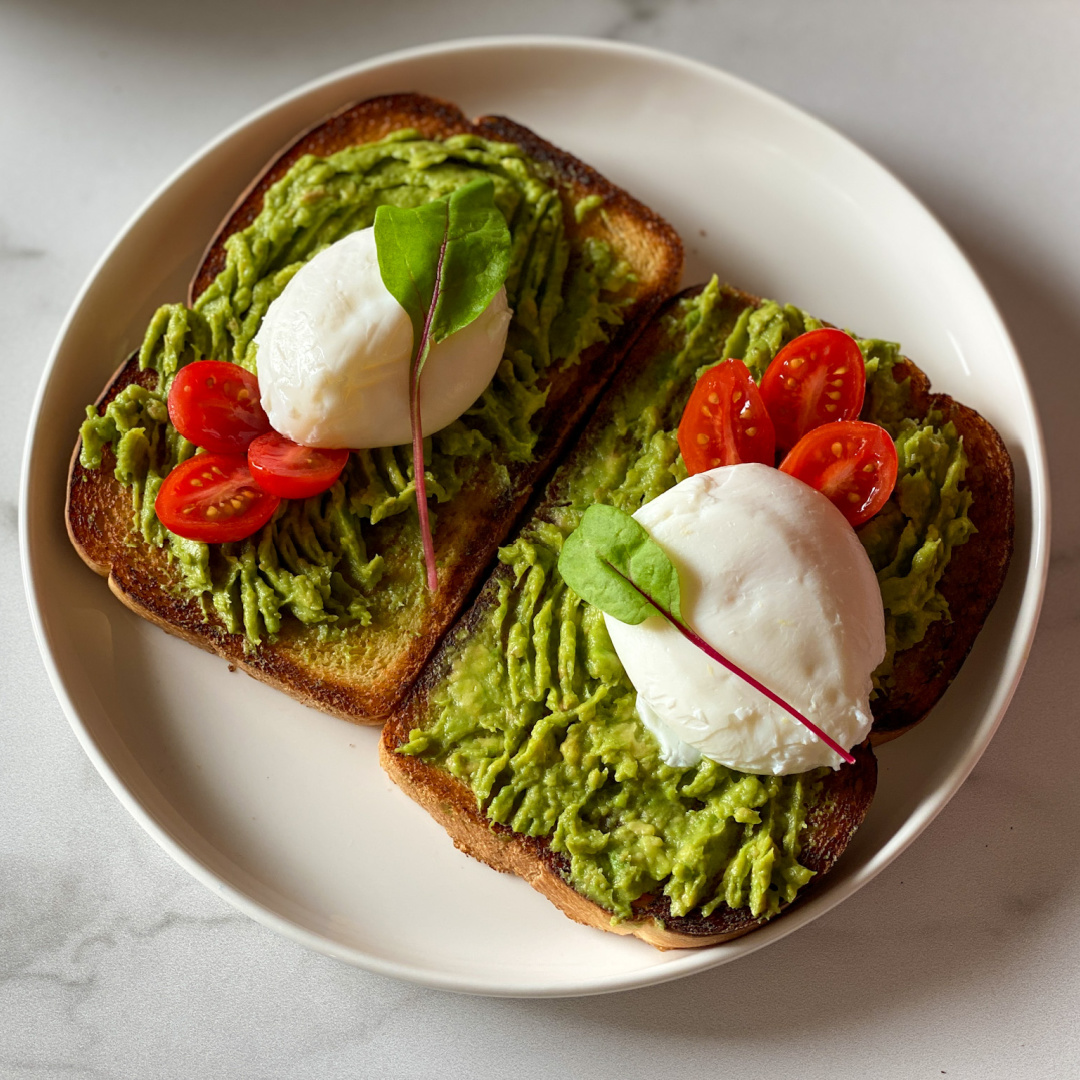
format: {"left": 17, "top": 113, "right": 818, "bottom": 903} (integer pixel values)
{"left": 603, "top": 463, "right": 885, "bottom": 775}
{"left": 254, "top": 226, "right": 512, "bottom": 449}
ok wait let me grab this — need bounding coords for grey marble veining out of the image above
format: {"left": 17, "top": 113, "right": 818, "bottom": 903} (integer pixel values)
{"left": 4, "top": 1, "right": 1079, "bottom": 1077}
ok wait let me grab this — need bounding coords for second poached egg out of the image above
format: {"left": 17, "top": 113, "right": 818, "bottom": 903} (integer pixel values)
{"left": 603, "top": 464, "right": 886, "bottom": 775}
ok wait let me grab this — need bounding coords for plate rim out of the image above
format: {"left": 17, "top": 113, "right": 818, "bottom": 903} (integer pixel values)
{"left": 20, "top": 33, "right": 1051, "bottom": 997}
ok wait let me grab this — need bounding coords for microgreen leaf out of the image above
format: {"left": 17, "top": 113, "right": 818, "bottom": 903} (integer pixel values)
{"left": 558, "top": 503, "right": 856, "bottom": 766}
{"left": 558, "top": 503, "right": 683, "bottom": 624}
{"left": 374, "top": 178, "right": 512, "bottom": 591}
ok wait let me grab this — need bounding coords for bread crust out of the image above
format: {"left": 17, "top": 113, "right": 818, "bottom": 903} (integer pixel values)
{"left": 866, "top": 362, "right": 1015, "bottom": 741}
{"left": 380, "top": 731, "right": 876, "bottom": 950}
{"left": 380, "top": 283, "right": 1014, "bottom": 948}
{"left": 66, "top": 93, "right": 683, "bottom": 725}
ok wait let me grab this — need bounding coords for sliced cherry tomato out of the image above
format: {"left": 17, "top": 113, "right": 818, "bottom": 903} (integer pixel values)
{"left": 759, "top": 328, "right": 866, "bottom": 450}
{"left": 246, "top": 431, "right": 349, "bottom": 499}
{"left": 167, "top": 360, "right": 269, "bottom": 453}
{"left": 677, "top": 359, "right": 776, "bottom": 473}
{"left": 779, "top": 420, "right": 899, "bottom": 527}
{"left": 155, "top": 453, "right": 280, "bottom": 543}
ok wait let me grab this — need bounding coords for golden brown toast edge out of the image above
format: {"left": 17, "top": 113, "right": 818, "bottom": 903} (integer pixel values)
{"left": 378, "top": 283, "right": 1014, "bottom": 948}
{"left": 66, "top": 93, "right": 684, "bottom": 726}
{"left": 380, "top": 731, "right": 876, "bottom": 950}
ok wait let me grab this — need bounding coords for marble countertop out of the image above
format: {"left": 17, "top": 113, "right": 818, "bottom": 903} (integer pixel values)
{"left": 4, "top": 1, "right": 1078, "bottom": 1076}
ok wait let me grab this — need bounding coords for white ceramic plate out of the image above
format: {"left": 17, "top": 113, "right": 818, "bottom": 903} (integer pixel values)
{"left": 22, "top": 37, "right": 1048, "bottom": 997}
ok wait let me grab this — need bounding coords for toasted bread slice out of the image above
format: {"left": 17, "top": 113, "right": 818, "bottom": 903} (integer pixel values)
{"left": 380, "top": 282, "right": 1013, "bottom": 948}
{"left": 67, "top": 94, "right": 683, "bottom": 725}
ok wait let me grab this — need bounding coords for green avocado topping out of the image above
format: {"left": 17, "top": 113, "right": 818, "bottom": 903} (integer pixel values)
{"left": 401, "top": 277, "right": 976, "bottom": 924}
{"left": 79, "top": 132, "right": 632, "bottom": 644}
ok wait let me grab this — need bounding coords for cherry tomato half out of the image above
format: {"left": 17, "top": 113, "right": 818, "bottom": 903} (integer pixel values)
{"left": 167, "top": 360, "right": 270, "bottom": 453}
{"left": 155, "top": 453, "right": 280, "bottom": 543}
{"left": 677, "top": 359, "right": 776, "bottom": 473}
{"left": 760, "top": 328, "right": 866, "bottom": 450}
{"left": 779, "top": 420, "right": 899, "bottom": 528}
{"left": 247, "top": 431, "right": 349, "bottom": 500}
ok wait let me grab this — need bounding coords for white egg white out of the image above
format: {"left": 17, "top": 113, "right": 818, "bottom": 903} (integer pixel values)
{"left": 603, "top": 464, "right": 886, "bottom": 775}
{"left": 254, "top": 226, "right": 511, "bottom": 449}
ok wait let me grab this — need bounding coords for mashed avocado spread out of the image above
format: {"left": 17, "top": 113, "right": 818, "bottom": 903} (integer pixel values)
{"left": 79, "top": 131, "right": 631, "bottom": 643}
{"left": 400, "top": 277, "right": 976, "bottom": 924}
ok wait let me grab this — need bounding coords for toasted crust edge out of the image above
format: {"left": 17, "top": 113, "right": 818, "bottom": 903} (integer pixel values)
{"left": 867, "top": 362, "right": 1015, "bottom": 741}
{"left": 190, "top": 93, "right": 683, "bottom": 306}
{"left": 191, "top": 94, "right": 478, "bottom": 303}
{"left": 380, "top": 733, "right": 876, "bottom": 950}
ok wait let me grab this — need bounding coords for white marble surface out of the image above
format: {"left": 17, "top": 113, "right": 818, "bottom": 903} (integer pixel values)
{"left": 3, "top": 0, "right": 1078, "bottom": 1075}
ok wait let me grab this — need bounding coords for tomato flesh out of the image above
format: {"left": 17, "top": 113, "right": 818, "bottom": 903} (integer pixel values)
{"left": 760, "top": 328, "right": 866, "bottom": 450}
{"left": 779, "top": 420, "right": 899, "bottom": 527}
{"left": 678, "top": 359, "right": 776, "bottom": 473}
{"left": 155, "top": 453, "right": 280, "bottom": 543}
{"left": 168, "top": 360, "right": 269, "bottom": 453}
{"left": 247, "top": 431, "right": 349, "bottom": 499}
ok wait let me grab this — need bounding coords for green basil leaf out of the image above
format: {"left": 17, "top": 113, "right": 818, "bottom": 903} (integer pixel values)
{"left": 558, "top": 503, "right": 684, "bottom": 625}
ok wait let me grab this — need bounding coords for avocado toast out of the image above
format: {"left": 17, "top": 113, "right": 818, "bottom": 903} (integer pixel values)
{"left": 380, "top": 279, "right": 1014, "bottom": 948}
{"left": 66, "top": 94, "right": 683, "bottom": 725}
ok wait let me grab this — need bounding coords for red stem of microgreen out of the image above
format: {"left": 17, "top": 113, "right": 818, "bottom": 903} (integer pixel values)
{"left": 409, "top": 230, "right": 449, "bottom": 593}
{"left": 615, "top": 567, "right": 856, "bottom": 765}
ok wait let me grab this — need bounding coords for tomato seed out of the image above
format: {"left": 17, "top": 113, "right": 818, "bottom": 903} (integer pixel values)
{"left": 701, "top": 405, "right": 712, "bottom": 418}
{"left": 789, "top": 357, "right": 804, "bottom": 369}
{"left": 696, "top": 433, "right": 709, "bottom": 445}
{"left": 831, "top": 442, "right": 843, "bottom": 457}
{"left": 827, "top": 391, "right": 841, "bottom": 400}
{"left": 746, "top": 426, "right": 757, "bottom": 436}
{"left": 708, "top": 393, "right": 720, "bottom": 405}
{"left": 825, "top": 404, "right": 837, "bottom": 412}
{"left": 205, "top": 506, "right": 219, "bottom": 518}
{"left": 834, "top": 366, "right": 847, "bottom": 375}
{"left": 847, "top": 492, "right": 860, "bottom": 502}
